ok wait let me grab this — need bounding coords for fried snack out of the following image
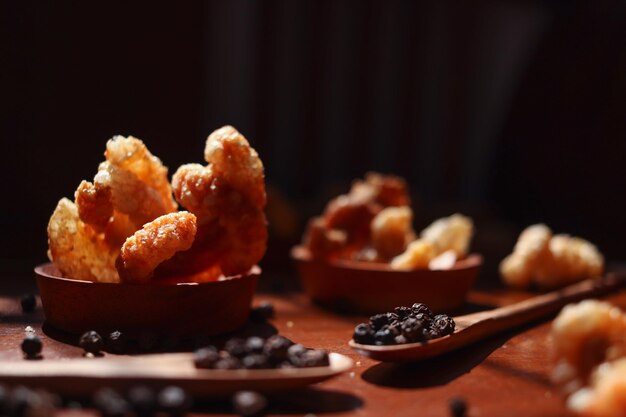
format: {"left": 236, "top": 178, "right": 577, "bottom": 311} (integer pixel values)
{"left": 420, "top": 213, "right": 473, "bottom": 258}
{"left": 568, "top": 359, "right": 626, "bottom": 417}
{"left": 552, "top": 301, "right": 626, "bottom": 417}
{"left": 500, "top": 224, "right": 552, "bottom": 289}
{"left": 116, "top": 212, "right": 197, "bottom": 283}
{"left": 47, "top": 198, "right": 119, "bottom": 283}
{"left": 166, "top": 126, "right": 267, "bottom": 278}
{"left": 370, "top": 206, "right": 415, "bottom": 260}
{"left": 302, "top": 217, "right": 348, "bottom": 259}
{"left": 390, "top": 239, "right": 436, "bottom": 270}
{"left": 94, "top": 135, "right": 177, "bottom": 228}
{"left": 500, "top": 225, "right": 604, "bottom": 290}
{"left": 534, "top": 235, "right": 605, "bottom": 289}
{"left": 75, "top": 180, "right": 113, "bottom": 231}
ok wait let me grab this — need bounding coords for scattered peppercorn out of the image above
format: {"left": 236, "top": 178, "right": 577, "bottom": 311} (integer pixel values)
{"left": 352, "top": 302, "right": 455, "bottom": 345}
{"left": 127, "top": 386, "right": 156, "bottom": 417}
{"left": 79, "top": 331, "right": 104, "bottom": 355}
{"left": 448, "top": 396, "right": 468, "bottom": 417}
{"left": 106, "top": 331, "right": 126, "bottom": 354}
{"left": 249, "top": 301, "right": 275, "bottom": 322}
{"left": 20, "top": 294, "right": 36, "bottom": 313}
{"left": 21, "top": 334, "right": 42, "bottom": 359}
{"left": 232, "top": 391, "right": 267, "bottom": 417}
{"left": 93, "top": 388, "right": 129, "bottom": 417}
{"left": 157, "top": 386, "right": 192, "bottom": 417}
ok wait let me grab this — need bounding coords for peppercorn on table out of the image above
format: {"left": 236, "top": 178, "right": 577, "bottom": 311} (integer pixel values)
{"left": 4, "top": 288, "right": 626, "bottom": 416}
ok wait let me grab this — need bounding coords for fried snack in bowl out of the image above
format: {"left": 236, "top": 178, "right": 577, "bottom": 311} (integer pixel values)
{"left": 500, "top": 224, "right": 604, "bottom": 290}
{"left": 293, "top": 174, "right": 481, "bottom": 314}
{"left": 551, "top": 300, "right": 626, "bottom": 417}
{"left": 41, "top": 126, "right": 267, "bottom": 336}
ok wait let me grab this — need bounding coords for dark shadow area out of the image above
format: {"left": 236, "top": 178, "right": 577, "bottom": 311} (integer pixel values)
{"left": 193, "top": 387, "right": 363, "bottom": 415}
{"left": 0, "top": 310, "right": 45, "bottom": 325}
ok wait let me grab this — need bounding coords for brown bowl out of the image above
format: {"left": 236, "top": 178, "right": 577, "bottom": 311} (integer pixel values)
{"left": 291, "top": 246, "right": 482, "bottom": 314}
{"left": 35, "top": 263, "right": 259, "bottom": 337}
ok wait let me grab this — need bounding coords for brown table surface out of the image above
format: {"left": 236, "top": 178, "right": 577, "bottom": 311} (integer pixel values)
{"left": 3, "top": 287, "right": 625, "bottom": 417}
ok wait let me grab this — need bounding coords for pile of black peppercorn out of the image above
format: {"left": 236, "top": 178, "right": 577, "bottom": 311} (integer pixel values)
{"left": 352, "top": 303, "right": 455, "bottom": 345}
{"left": 194, "top": 335, "right": 330, "bottom": 370}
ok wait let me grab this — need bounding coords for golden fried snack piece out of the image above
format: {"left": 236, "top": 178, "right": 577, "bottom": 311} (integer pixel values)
{"left": 302, "top": 217, "right": 348, "bottom": 259}
{"left": 500, "top": 224, "right": 552, "bottom": 289}
{"left": 500, "top": 225, "right": 604, "bottom": 290}
{"left": 390, "top": 239, "right": 436, "bottom": 270}
{"left": 370, "top": 206, "right": 415, "bottom": 260}
{"left": 116, "top": 212, "right": 197, "bottom": 283}
{"left": 75, "top": 180, "right": 113, "bottom": 231}
{"left": 105, "top": 135, "right": 177, "bottom": 214}
{"left": 568, "top": 359, "right": 626, "bottom": 417}
{"left": 47, "top": 198, "right": 119, "bottom": 283}
{"left": 552, "top": 301, "right": 626, "bottom": 396}
{"left": 420, "top": 213, "right": 474, "bottom": 258}
{"left": 362, "top": 171, "right": 411, "bottom": 207}
{"left": 168, "top": 126, "right": 267, "bottom": 278}
{"left": 534, "top": 235, "right": 605, "bottom": 289}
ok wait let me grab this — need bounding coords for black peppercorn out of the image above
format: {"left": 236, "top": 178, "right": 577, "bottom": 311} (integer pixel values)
{"left": 433, "top": 314, "right": 456, "bottom": 336}
{"left": 411, "top": 303, "right": 433, "bottom": 317}
{"left": 245, "top": 337, "right": 265, "bottom": 354}
{"left": 369, "top": 313, "right": 398, "bottom": 330}
{"left": 298, "top": 349, "right": 330, "bottom": 367}
{"left": 194, "top": 347, "right": 220, "bottom": 369}
{"left": 394, "top": 334, "right": 408, "bottom": 344}
{"left": 394, "top": 306, "right": 412, "bottom": 319}
{"left": 401, "top": 317, "right": 427, "bottom": 343}
{"left": 242, "top": 354, "right": 270, "bottom": 369}
{"left": 157, "top": 386, "right": 192, "bottom": 417}
{"left": 21, "top": 334, "right": 42, "bottom": 359}
{"left": 263, "top": 335, "right": 293, "bottom": 362}
{"left": 224, "top": 338, "right": 248, "bottom": 358}
{"left": 448, "top": 396, "right": 467, "bottom": 417}
{"left": 127, "top": 386, "right": 156, "bottom": 417}
{"left": 20, "top": 294, "right": 36, "bottom": 313}
{"left": 93, "top": 388, "right": 129, "bottom": 417}
{"left": 352, "top": 323, "right": 375, "bottom": 344}
{"left": 232, "top": 391, "right": 267, "bottom": 417}
{"left": 106, "top": 331, "right": 126, "bottom": 354}
{"left": 249, "top": 301, "right": 275, "bottom": 322}
{"left": 79, "top": 331, "right": 104, "bottom": 355}
{"left": 214, "top": 356, "right": 243, "bottom": 370}
{"left": 374, "top": 328, "right": 395, "bottom": 345}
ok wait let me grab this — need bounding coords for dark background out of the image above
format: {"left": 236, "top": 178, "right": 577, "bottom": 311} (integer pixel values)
{"left": 2, "top": 1, "right": 626, "bottom": 290}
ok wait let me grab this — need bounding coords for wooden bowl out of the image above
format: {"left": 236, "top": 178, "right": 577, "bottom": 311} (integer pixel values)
{"left": 291, "top": 246, "right": 482, "bottom": 314}
{"left": 34, "top": 263, "right": 260, "bottom": 337}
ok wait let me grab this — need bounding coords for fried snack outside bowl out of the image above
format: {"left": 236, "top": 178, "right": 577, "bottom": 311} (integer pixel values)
{"left": 116, "top": 212, "right": 197, "bottom": 283}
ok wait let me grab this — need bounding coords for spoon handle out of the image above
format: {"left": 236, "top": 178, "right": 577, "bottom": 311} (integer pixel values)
{"left": 457, "top": 274, "right": 626, "bottom": 335}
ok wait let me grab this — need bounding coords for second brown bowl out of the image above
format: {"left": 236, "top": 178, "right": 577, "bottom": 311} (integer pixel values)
{"left": 35, "top": 263, "right": 260, "bottom": 337}
{"left": 292, "top": 246, "right": 482, "bottom": 314}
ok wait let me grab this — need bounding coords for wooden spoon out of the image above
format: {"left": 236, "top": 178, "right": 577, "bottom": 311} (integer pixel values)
{"left": 349, "top": 274, "right": 626, "bottom": 362}
{"left": 0, "top": 352, "right": 353, "bottom": 397}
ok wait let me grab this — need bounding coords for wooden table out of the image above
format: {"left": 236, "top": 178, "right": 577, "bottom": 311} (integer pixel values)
{"left": 3, "top": 287, "right": 624, "bottom": 417}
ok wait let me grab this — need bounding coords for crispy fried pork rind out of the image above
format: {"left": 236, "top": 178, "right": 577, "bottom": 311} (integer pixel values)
{"left": 166, "top": 126, "right": 268, "bottom": 278}
{"left": 371, "top": 206, "right": 415, "bottom": 260}
{"left": 302, "top": 172, "right": 411, "bottom": 261}
{"left": 390, "top": 239, "right": 436, "bottom": 270}
{"left": 552, "top": 301, "right": 626, "bottom": 417}
{"left": 47, "top": 198, "right": 119, "bottom": 282}
{"left": 568, "top": 359, "right": 626, "bottom": 417}
{"left": 116, "top": 212, "right": 197, "bottom": 283}
{"left": 500, "top": 225, "right": 604, "bottom": 290}
{"left": 420, "top": 213, "right": 474, "bottom": 258}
